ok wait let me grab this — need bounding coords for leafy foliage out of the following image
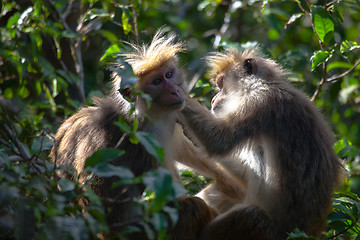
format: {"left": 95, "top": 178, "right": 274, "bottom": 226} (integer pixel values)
{"left": 1, "top": 0, "right": 360, "bottom": 239}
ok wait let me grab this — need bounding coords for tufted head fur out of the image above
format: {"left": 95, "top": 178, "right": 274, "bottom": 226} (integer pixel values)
{"left": 121, "top": 30, "right": 185, "bottom": 77}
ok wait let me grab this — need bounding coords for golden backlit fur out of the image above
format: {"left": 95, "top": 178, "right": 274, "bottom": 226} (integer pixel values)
{"left": 121, "top": 30, "right": 185, "bottom": 77}
{"left": 206, "top": 48, "right": 286, "bottom": 83}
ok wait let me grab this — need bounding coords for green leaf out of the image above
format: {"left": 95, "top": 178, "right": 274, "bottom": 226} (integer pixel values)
{"left": 87, "top": 164, "right": 134, "bottom": 179}
{"left": 31, "top": 135, "right": 54, "bottom": 154}
{"left": 334, "top": 190, "right": 360, "bottom": 201}
{"left": 327, "top": 61, "right": 354, "bottom": 71}
{"left": 122, "top": 10, "right": 132, "bottom": 35}
{"left": 135, "top": 131, "right": 164, "bottom": 163}
{"left": 334, "top": 139, "right": 353, "bottom": 157}
{"left": 286, "top": 228, "right": 310, "bottom": 239}
{"left": 284, "top": 13, "right": 303, "bottom": 29}
{"left": 84, "top": 8, "right": 110, "bottom": 21}
{"left": 340, "top": 40, "right": 360, "bottom": 53}
{"left": 114, "top": 115, "right": 132, "bottom": 134}
{"left": 311, "top": 6, "right": 334, "bottom": 44}
{"left": 18, "top": 85, "right": 30, "bottom": 98}
{"left": 57, "top": 178, "right": 76, "bottom": 192}
{"left": 100, "top": 44, "right": 121, "bottom": 62}
{"left": 143, "top": 168, "right": 175, "bottom": 211}
{"left": 99, "top": 30, "right": 119, "bottom": 44}
{"left": 310, "top": 50, "right": 332, "bottom": 71}
{"left": 84, "top": 149, "right": 125, "bottom": 168}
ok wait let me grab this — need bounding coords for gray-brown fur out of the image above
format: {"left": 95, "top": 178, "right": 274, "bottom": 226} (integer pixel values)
{"left": 180, "top": 48, "right": 344, "bottom": 239}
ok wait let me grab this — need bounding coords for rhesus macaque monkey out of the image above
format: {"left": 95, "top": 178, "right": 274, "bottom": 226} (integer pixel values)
{"left": 179, "top": 48, "right": 344, "bottom": 240}
{"left": 50, "top": 31, "right": 216, "bottom": 239}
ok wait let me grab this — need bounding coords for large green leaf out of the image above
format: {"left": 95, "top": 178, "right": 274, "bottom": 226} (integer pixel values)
{"left": 311, "top": 6, "right": 334, "bottom": 44}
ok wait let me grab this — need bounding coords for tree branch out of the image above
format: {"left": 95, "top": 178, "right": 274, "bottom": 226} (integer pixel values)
{"left": 327, "top": 58, "right": 360, "bottom": 82}
{"left": 311, "top": 62, "right": 327, "bottom": 102}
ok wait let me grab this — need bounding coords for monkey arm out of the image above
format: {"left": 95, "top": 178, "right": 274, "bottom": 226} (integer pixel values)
{"left": 181, "top": 97, "right": 260, "bottom": 156}
{"left": 173, "top": 123, "right": 218, "bottom": 177}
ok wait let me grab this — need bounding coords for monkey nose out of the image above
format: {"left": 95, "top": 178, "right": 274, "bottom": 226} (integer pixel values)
{"left": 171, "top": 90, "right": 180, "bottom": 97}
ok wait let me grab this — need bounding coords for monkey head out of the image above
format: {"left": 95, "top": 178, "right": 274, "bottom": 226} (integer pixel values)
{"left": 207, "top": 48, "right": 284, "bottom": 115}
{"left": 137, "top": 59, "right": 186, "bottom": 110}
{"left": 121, "top": 30, "right": 187, "bottom": 112}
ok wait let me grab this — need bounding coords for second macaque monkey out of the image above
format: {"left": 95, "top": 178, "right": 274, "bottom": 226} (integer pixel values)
{"left": 51, "top": 31, "right": 216, "bottom": 240}
{"left": 180, "top": 48, "right": 344, "bottom": 239}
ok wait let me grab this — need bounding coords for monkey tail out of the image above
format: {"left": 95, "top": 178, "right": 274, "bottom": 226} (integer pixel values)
{"left": 199, "top": 204, "right": 285, "bottom": 240}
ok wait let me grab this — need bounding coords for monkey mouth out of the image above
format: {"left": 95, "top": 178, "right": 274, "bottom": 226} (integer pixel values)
{"left": 168, "top": 99, "right": 184, "bottom": 107}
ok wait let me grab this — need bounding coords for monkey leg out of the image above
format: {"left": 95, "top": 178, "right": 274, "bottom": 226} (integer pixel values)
{"left": 196, "top": 182, "right": 246, "bottom": 213}
{"left": 169, "top": 196, "right": 218, "bottom": 240}
{"left": 199, "top": 204, "right": 285, "bottom": 240}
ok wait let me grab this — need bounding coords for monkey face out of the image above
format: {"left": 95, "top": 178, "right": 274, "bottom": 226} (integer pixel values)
{"left": 140, "top": 61, "right": 186, "bottom": 110}
{"left": 210, "top": 57, "right": 258, "bottom": 115}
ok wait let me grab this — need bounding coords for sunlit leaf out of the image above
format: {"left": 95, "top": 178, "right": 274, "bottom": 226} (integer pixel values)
{"left": 327, "top": 61, "right": 354, "bottom": 71}
{"left": 100, "top": 44, "right": 121, "bottom": 62}
{"left": 311, "top": 6, "right": 334, "bottom": 44}
{"left": 122, "top": 10, "right": 132, "bottom": 35}
{"left": 284, "top": 13, "right": 303, "bottom": 29}
{"left": 84, "top": 8, "right": 110, "bottom": 21}
{"left": 310, "top": 50, "right": 332, "bottom": 70}
{"left": 340, "top": 40, "right": 360, "bottom": 53}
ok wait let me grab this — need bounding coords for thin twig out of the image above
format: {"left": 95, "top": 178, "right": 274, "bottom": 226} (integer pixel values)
{"left": 311, "top": 62, "right": 327, "bottom": 101}
{"left": 130, "top": 5, "right": 139, "bottom": 43}
{"left": 327, "top": 58, "right": 360, "bottom": 82}
{"left": 326, "top": 219, "right": 358, "bottom": 239}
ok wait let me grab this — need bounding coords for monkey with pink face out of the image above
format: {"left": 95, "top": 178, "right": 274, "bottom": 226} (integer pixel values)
{"left": 51, "top": 31, "right": 217, "bottom": 240}
{"left": 179, "top": 48, "right": 344, "bottom": 240}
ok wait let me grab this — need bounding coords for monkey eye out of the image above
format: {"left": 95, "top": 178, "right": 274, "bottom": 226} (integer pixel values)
{"left": 244, "top": 58, "right": 257, "bottom": 75}
{"left": 165, "top": 70, "right": 173, "bottom": 79}
{"left": 152, "top": 78, "right": 162, "bottom": 85}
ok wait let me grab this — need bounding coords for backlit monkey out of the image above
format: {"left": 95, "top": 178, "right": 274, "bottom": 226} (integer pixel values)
{"left": 180, "top": 48, "right": 344, "bottom": 239}
{"left": 50, "top": 30, "right": 216, "bottom": 239}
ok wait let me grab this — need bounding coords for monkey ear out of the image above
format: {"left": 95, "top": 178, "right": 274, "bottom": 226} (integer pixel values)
{"left": 243, "top": 58, "right": 258, "bottom": 75}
